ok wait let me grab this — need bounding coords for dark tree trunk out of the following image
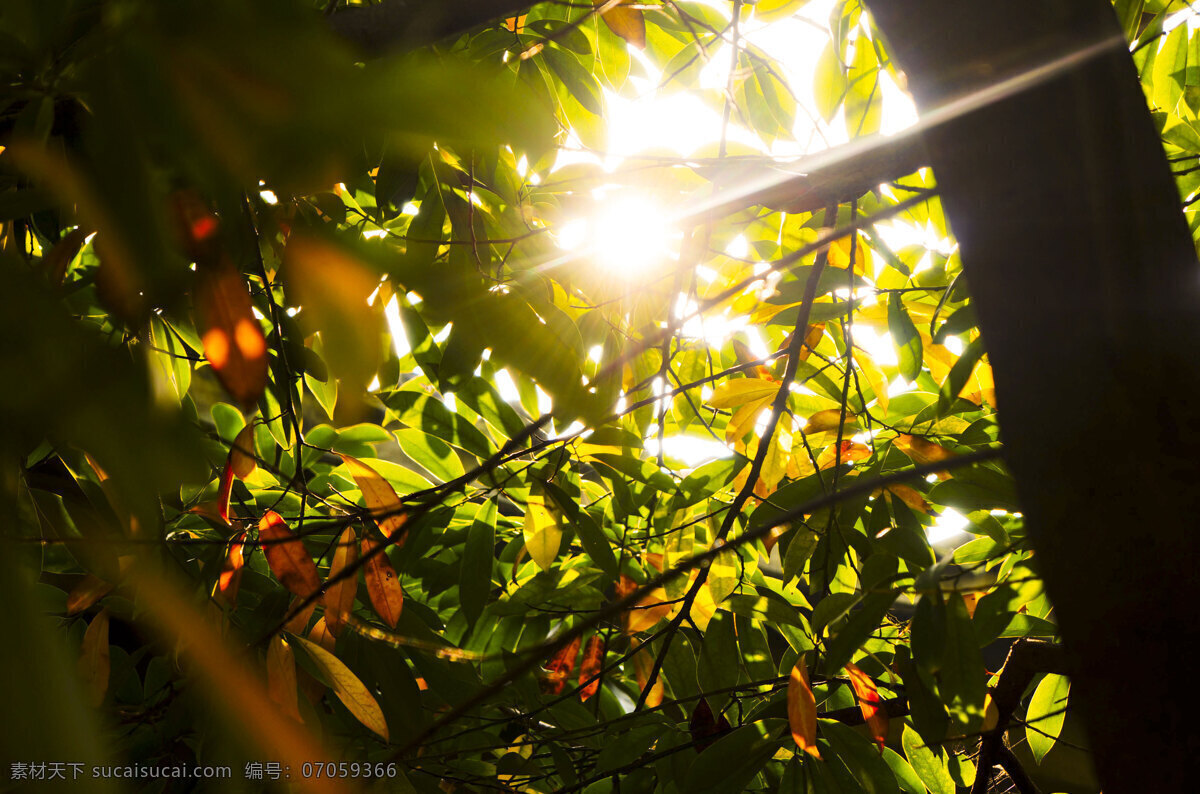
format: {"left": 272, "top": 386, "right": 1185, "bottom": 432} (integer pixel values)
{"left": 861, "top": 1, "right": 1200, "bottom": 789}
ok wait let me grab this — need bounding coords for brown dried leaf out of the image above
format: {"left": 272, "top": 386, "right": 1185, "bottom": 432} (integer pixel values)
{"left": 361, "top": 536, "right": 404, "bottom": 629}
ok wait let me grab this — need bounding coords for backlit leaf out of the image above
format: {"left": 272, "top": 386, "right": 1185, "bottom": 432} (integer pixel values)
{"left": 213, "top": 531, "right": 247, "bottom": 608}
{"left": 707, "top": 377, "right": 780, "bottom": 409}
{"left": 523, "top": 496, "right": 562, "bottom": 572}
{"left": 258, "top": 511, "right": 321, "bottom": 599}
{"left": 788, "top": 655, "right": 820, "bottom": 758}
{"left": 844, "top": 662, "right": 888, "bottom": 752}
{"left": 290, "top": 634, "right": 389, "bottom": 742}
{"left": 1026, "top": 673, "right": 1070, "bottom": 763}
{"left": 888, "top": 294, "right": 923, "bottom": 382}
{"left": 361, "top": 536, "right": 404, "bottom": 629}
{"left": 541, "top": 635, "right": 581, "bottom": 695}
{"left": 596, "top": 2, "right": 646, "bottom": 49}
{"left": 579, "top": 635, "right": 605, "bottom": 701}
{"left": 631, "top": 638, "right": 664, "bottom": 707}
{"left": 324, "top": 528, "right": 358, "bottom": 637}
{"left": 339, "top": 454, "right": 408, "bottom": 541}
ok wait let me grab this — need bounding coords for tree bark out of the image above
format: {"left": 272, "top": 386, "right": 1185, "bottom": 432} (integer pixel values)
{"left": 861, "top": 1, "right": 1200, "bottom": 790}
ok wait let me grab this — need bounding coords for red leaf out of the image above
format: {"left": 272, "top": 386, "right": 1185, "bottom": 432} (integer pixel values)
{"left": 541, "top": 636, "right": 581, "bottom": 695}
{"left": 216, "top": 458, "right": 235, "bottom": 523}
{"left": 578, "top": 635, "right": 604, "bottom": 701}
{"left": 689, "top": 698, "right": 731, "bottom": 751}
{"left": 258, "top": 511, "right": 321, "bottom": 599}
{"left": 844, "top": 662, "right": 888, "bottom": 752}
{"left": 213, "top": 531, "right": 246, "bottom": 607}
{"left": 788, "top": 658, "right": 821, "bottom": 758}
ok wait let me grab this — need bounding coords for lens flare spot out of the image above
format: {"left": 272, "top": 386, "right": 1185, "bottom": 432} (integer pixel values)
{"left": 235, "top": 318, "right": 267, "bottom": 360}
{"left": 203, "top": 328, "right": 230, "bottom": 369}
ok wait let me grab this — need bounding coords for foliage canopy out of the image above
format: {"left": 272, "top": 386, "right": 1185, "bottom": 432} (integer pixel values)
{"left": 2, "top": 0, "right": 1195, "bottom": 791}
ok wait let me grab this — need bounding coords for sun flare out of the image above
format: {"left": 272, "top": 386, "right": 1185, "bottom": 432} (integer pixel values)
{"left": 555, "top": 196, "right": 677, "bottom": 280}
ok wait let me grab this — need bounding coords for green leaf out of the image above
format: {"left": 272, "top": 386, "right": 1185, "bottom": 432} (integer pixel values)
{"left": 888, "top": 295, "right": 923, "bottom": 383}
{"left": 936, "top": 335, "right": 986, "bottom": 417}
{"left": 683, "top": 719, "right": 786, "bottom": 794}
{"left": 395, "top": 427, "right": 465, "bottom": 482}
{"left": 460, "top": 500, "right": 496, "bottom": 630}
{"left": 1026, "top": 673, "right": 1070, "bottom": 763}
{"left": 813, "top": 41, "right": 848, "bottom": 123}
{"left": 844, "top": 34, "right": 882, "bottom": 137}
{"left": 901, "top": 722, "right": 956, "bottom": 794}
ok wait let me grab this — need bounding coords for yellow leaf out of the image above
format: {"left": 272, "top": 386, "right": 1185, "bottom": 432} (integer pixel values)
{"left": 853, "top": 348, "right": 889, "bottom": 413}
{"left": 267, "top": 635, "right": 302, "bottom": 723}
{"left": 804, "top": 408, "right": 857, "bottom": 434}
{"left": 309, "top": 617, "right": 337, "bottom": 654}
{"left": 77, "top": 608, "right": 110, "bottom": 708}
{"left": 290, "top": 635, "right": 390, "bottom": 742}
{"left": 788, "top": 655, "right": 821, "bottom": 758}
{"left": 523, "top": 497, "right": 563, "bottom": 572}
{"left": 826, "top": 232, "right": 872, "bottom": 277}
{"left": 626, "top": 586, "right": 672, "bottom": 634}
{"left": 707, "top": 545, "right": 739, "bottom": 604}
{"left": 893, "top": 434, "right": 955, "bottom": 469}
{"left": 324, "top": 528, "right": 358, "bottom": 637}
{"left": 212, "top": 531, "right": 247, "bottom": 608}
{"left": 760, "top": 416, "right": 793, "bottom": 494}
{"left": 725, "top": 394, "right": 775, "bottom": 443}
{"left": 707, "top": 377, "right": 780, "bottom": 409}
{"left": 631, "top": 639, "right": 664, "bottom": 706}
{"left": 339, "top": 454, "right": 408, "bottom": 541}
{"left": 687, "top": 579, "right": 717, "bottom": 631}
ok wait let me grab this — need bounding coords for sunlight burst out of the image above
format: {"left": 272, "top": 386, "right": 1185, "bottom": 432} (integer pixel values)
{"left": 555, "top": 196, "right": 677, "bottom": 280}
